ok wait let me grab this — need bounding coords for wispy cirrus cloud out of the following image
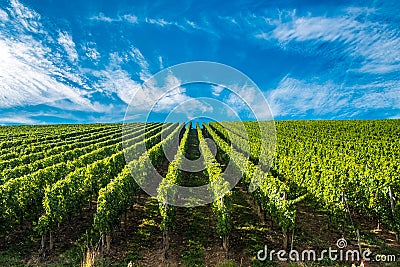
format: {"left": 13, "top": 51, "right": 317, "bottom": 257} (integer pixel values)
{"left": 266, "top": 76, "right": 400, "bottom": 119}
{"left": 90, "top": 47, "right": 197, "bottom": 115}
{"left": 266, "top": 77, "right": 348, "bottom": 118}
{"left": 91, "top": 67, "right": 142, "bottom": 105}
{"left": 185, "top": 19, "right": 197, "bottom": 29}
{"left": 90, "top": 12, "right": 179, "bottom": 28}
{"left": 0, "top": 35, "right": 96, "bottom": 111}
{"left": 350, "top": 81, "right": 400, "bottom": 110}
{"left": 89, "top": 12, "right": 206, "bottom": 34}
{"left": 129, "top": 47, "right": 150, "bottom": 81}
{"left": 122, "top": 14, "right": 138, "bottom": 24}
{"left": 89, "top": 12, "right": 138, "bottom": 24}
{"left": 255, "top": 8, "right": 400, "bottom": 74}
{"left": 170, "top": 98, "right": 216, "bottom": 121}
{"left": 143, "top": 17, "right": 195, "bottom": 32}
{"left": 0, "top": 8, "right": 8, "bottom": 22}
{"left": 58, "top": 31, "right": 78, "bottom": 62}
{"left": 0, "top": 0, "right": 105, "bottom": 113}
{"left": 82, "top": 41, "right": 101, "bottom": 63}
{"left": 0, "top": 115, "right": 39, "bottom": 125}
{"left": 223, "top": 84, "right": 272, "bottom": 120}
{"left": 90, "top": 13, "right": 113, "bottom": 22}
{"left": 145, "top": 17, "right": 176, "bottom": 27}
{"left": 7, "top": 0, "right": 42, "bottom": 33}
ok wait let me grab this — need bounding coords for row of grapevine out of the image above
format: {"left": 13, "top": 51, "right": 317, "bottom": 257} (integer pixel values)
{"left": 204, "top": 123, "right": 305, "bottom": 249}
{"left": 0, "top": 123, "right": 164, "bottom": 234}
{"left": 197, "top": 123, "right": 232, "bottom": 253}
{"left": 217, "top": 121, "right": 276, "bottom": 171}
{"left": 267, "top": 120, "right": 400, "bottom": 239}
{"left": 0, "top": 124, "right": 120, "bottom": 150}
{"left": 0, "top": 125, "right": 121, "bottom": 162}
{"left": 0, "top": 123, "right": 115, "bottom": 137}
{"left": 223, "top": 120, "right": 400, "bottom": 241}
{"left": 93, "top": 123, "right": 185, "bottom": 251}
{"left": 0, "top": 123, "right": 157, "bottom": 182}
{"left": 157, "top": 122, "right": 191, "bottom": 256}
{"left": 0, "top": 143, "right": 119, "bottom": 234}
{"left": 36, "top": 123, "right": 179, "bottom": 237}
{"left": 0, "top": 124, "right": 119, "bottom": 164}
{"left": 0, "top": 125, "right": 124, "bottom": 173}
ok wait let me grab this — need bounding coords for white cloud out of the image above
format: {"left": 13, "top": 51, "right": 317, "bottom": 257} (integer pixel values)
{"left": 0, "top": 110, "right": 90, "bottom": 125}
{"left": 7, "top": 0, "right": 42, "bottom": 33}
{"left": 0, "top": 115, "right": 39, "bottom": 125}
{"left": 89, "top": 13, "right": 114, "bottom": 23}
{"left": 266, "top": 77, "right": 348, "bottom": 117}
{"left": 90, "top": 13, "right": 174, "bottom": 27}
{"left": 144, "top": 17, "right": 196, "bottom": 32}
{"left": 158, "top": 55, "right": 164, "bottom": 69}
{"left": 122, "top": 14, "right": 138, "bottom": 24}
{"left": 0, "top": 37, "right": 93, "bottom": 110}
{"left": 345, "top": 7, "right": 376, "bottom": 15}
{"left": 1, "top": 0, "right": 202, "bottom": 122}
{"left": 254, "top": 32, "right": 268, "bottom": 40}
{"left": 186, "top": 20, "right": 196, "bottom": 28}
{"left": 224, "top": 84, "right": 273, "bottom": 120}
{"left": 88, "top": 48, "right": 150, "bottom": 106}
{"left": 90, "top": 13, "right": 138, "bottom": 24}
{"left": 91, "top": 49, "right": 191, "bottom": 114}
{"left": 256, "top": 8, "right": 400, "bottom": 74}
{"left": 89, "top": 13, "right": 199, "bottom": 33}
{"left": 92, "top": 68, "right": 142, "bottom": 104}
{"left": 129, "top": 73, "right": 191, "bottom": 114}
{"left": 106, "top": 49, "right": 151, "bottom": 81}
{"left": 170, "top": 98, "right": 215, "bottom": 120}
{"left": 58, "top": 31, "right": 78, "bottom": 62}
{"left": 164, "top": 74, "right": 181, "bottom": 90}
{"left": 153, "top": 86, "right": 191, "bottom": 112}
{"left": 266, "top": 76, "right": 400, "bottom": 118}
{"left": 352, "top": 87, "right": 400, "bottom": 109}
{"left": 145, "top": 17, "right": 175, "bottom": 27}
{"left": 270, "top": 17, "right": 355, "bottom": 43}
{"left": 87, "top": 47, "right": 100, "bottom": 61}
{"left": 207, "top": 83, "right": 275, "bottom": 120}
{"left": 0, "top": 9, "right": 9, "bottom": 22}
{"left": 211, "top": 84, "right": 224, "bottom": 96}
{"left": 82, "top": 42, "right": 100, "bottom": 62}
{"left": 129, "top": 47, "right": 150, "bottom": 80}
{"left": 91, "top": 48, "right": 211, "bottom": 119}
{"left": 182, "top": 18, "right": 218, "bottom": 35}
{"left": 0, "top": 0, "right": 102, "bottom": 112}
{"left": 225, "top": 93, "right": 247, "bottom": 111}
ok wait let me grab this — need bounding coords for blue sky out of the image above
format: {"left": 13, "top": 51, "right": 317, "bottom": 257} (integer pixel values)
{"left": 0, "top": 0, "right": 399, "bottom": 125}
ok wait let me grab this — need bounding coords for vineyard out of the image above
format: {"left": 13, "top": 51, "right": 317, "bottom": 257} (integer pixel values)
{"left": 0, "top": 120, "right": 399, "bottom": 267}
